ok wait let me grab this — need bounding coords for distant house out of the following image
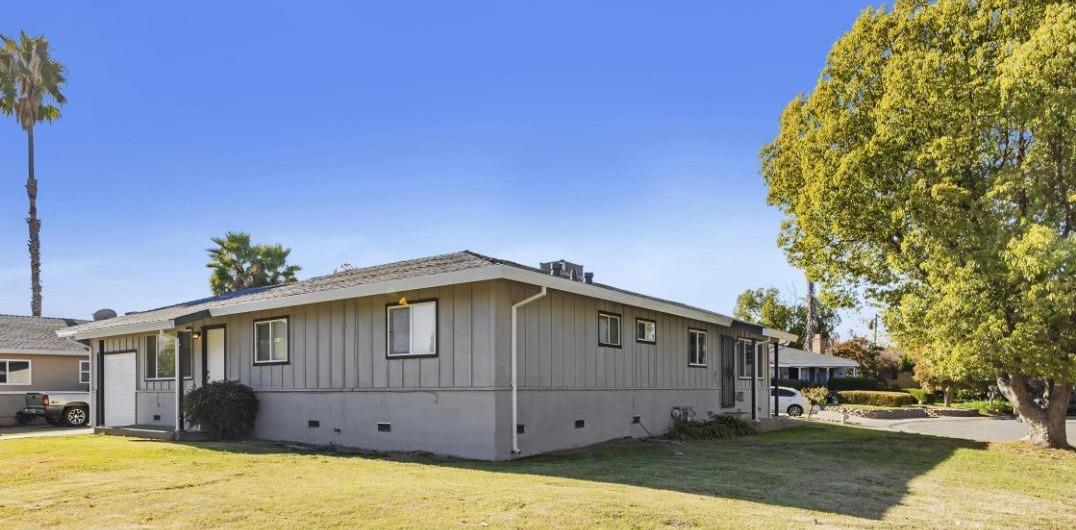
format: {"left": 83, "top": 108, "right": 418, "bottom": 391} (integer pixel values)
{"left": 0, "top": 315, "right": 90, "bottom": 426}
{"left": 59, "top": 251, "right": 795, "bottom": 460}
{"left": 771, "top": 345, "right": 858, "bottom": 386}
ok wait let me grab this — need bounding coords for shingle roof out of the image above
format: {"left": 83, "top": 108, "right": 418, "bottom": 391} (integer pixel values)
{"left": 772, "top": 346, "right": 859, "bottom": 368}
{"left": 62, "top": 250, "right": 752, "bottom": 337}
{"left": 0, "top": 314, "right": 88, "bottom": 353}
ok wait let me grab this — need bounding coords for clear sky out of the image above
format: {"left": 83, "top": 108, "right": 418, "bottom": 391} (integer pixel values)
{"left": 0, "top": 1, "right": 880, "bottom": 338}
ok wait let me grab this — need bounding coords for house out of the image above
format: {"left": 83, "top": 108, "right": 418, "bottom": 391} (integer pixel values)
{"left": 0, "top": 314, "right": 90, "bottom": 426}
{"left": 771, "top": 345, "right": 858, "bottom": 386}
{"left": 59, "top": 251, "right": 794, "bottom": 460}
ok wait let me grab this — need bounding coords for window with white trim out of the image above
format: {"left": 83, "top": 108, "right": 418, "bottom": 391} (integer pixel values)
{"left": 254, "top": 317, "right": 289, "bottom": 364}
{"left": 598, "top": 312, "right": 621, "bottom": 347}
{"left": 635, "top": 318, "right": 656, "bottom": 344}
{"left": 0, "top": 359, "right": 31, "bottom": 385}
{"left": 738, "top": 339, "right": 756, "bottom": 379}
{"left": 387, "top": 300, "right": 437, "bottom": 357}
{"left": 688, "top": 329, "right": 707, "bottom": 367}
{"left": 79, "top": 360, "right": 91, "bottom": 384}
{"left": 146, "top": 334, "right": 176, "bottom": 379}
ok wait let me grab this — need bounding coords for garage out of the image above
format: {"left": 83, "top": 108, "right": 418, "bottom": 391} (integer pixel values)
{"left": 103, "top": 352, "right": 136, "bottom": 426}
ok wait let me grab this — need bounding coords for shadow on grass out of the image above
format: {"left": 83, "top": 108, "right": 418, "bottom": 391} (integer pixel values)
{"left": 140, "top": 422, "right": 986, "bottom": 521}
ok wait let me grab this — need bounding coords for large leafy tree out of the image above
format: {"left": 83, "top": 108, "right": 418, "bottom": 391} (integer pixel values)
{"left": 206, "top": 232, "right": 301, "bottom": 295}
{"left": 761, "top": 0, "right": 1075, "bottom": 448}
{"left": 0, "top": 31, "right": 66, "bottom": 316}
{"left": 733, "top": 287, "right": 840, "bottom": 350}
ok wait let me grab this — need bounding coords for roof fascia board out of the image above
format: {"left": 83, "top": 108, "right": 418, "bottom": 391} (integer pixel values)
{"left": 0, "top": 348, "right": 89, "bottom": 356}
{"left": 763, "top": 328, "right": 798, "bottom": 343}
{"left": 496, "top": 265, "right": 735, "bottom": 327}
{"left": 65, "top": 320, "right": 175, "bottom": 340}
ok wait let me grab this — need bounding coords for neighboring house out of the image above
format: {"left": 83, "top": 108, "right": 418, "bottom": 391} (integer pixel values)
{"left": 59, "top": 251, "right": 794, "bottom": 460}
{"left": 771, "top": 345, "right": 858, "bottom": 386}
{"left": 0, "top": 314, "right": 90, "bottom": 426}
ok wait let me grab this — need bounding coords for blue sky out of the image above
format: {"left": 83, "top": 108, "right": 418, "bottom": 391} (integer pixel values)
{"left": 0, "top": 1, "right": 880, "bottom": 338}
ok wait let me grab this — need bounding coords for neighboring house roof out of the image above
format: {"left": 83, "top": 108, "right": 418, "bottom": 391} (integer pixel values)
{"left": 58, "top": 250, "right": 797, "bottom": 342}
{"left": 771, "top": 346, "right": 858, "bottom": 369}
{"left": 0, "top": 314, "right": 89, "bottom": 355}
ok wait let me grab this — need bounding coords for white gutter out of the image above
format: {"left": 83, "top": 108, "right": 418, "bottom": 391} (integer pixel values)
{"left": 510, "top": 286, "right": 547, "bottom": 454}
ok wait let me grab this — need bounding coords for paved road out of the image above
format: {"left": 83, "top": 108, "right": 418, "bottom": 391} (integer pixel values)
{"left": 815, "top": 409, "right": 1076, "bottom": 443}
{"left": 0, "top": 425, "right": 93, "bottom": 440}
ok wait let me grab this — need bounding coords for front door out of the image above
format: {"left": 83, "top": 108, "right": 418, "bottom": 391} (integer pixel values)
{"left": 205, "top": 327, "right": 226, "bottom": 383}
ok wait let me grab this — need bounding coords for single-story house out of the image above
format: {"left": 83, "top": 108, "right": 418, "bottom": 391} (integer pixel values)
{"left": 771, "top": 345, "right": 858, "bottom": 386}
{"left": 59, "top": 251, "right": 794, "bottom": 460}
{"left": 0, "top": 314, "right": 90, "bottom": 426}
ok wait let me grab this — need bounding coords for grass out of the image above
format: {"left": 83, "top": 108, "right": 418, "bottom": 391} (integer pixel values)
{"left": 949, "top": 399, "right": 1015, "bottom": 416}
{"left": 1, "top": 424, "right": 1074, "bottom": 529}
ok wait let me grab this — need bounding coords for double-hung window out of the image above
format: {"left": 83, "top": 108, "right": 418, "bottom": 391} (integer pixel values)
{"left": 738, "top": 339, "right": 756, "bottom": 379}
{"left": 387, "top": 300, "right": 438, "bottom": 357}
{"left": 598, "top": 312, "right": 621, "bottom": 347}
{"left": 146, "top": 332, "right": 193, "bottom": 379}
{"left": 79, "top": 360, "right": 91, "bottom": 384}
{"left": 635, "top": 318, "right": 656, "bottom": 344}
{"left": 688, "top": 329, "right": 707, "bottom": 367}
{"left": 0, "top": 360, "right": 31, "bottom": 384}
{"left": 254, "top": 317, "right": 289, "bottom": 364}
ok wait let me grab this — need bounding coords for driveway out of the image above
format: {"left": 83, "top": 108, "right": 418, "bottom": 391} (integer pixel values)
{"left": 0, "top": 425, "right": 93, "bottom": 440}
{"left": 815, "top": 409, "right": 1076, "bottom": 443}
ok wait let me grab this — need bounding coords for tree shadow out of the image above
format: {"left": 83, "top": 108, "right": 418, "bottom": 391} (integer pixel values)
{"left": 135, "top": 423, "right": 986, "bottom": 520}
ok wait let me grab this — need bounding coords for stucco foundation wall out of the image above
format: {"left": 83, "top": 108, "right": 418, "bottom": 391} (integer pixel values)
{"left": 252, "top": 389, "right": 498, "bottom": 460}
{"left": 136, "top": 391, "right": 178, "bottom": 427}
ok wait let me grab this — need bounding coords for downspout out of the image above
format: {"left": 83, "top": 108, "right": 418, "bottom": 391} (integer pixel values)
{"left": 511, "top": 286, "right": 547, "bottom": 454}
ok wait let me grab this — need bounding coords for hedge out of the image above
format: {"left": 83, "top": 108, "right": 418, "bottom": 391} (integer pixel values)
{"left": 670, "top": 414, "right": 757, "bottom": 440}
{"left": 775, "top": 378, "right": 807, "bottom": 390}
{"left": 827, "top": 376, "right": 884, "bottom": 391}
{"left": 836, "top": 390, "right": 916, "bottom": 407}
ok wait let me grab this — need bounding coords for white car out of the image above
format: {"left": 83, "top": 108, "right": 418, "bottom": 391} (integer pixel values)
{"left": 771, "top": 386, "right": 808, "bottom": 417}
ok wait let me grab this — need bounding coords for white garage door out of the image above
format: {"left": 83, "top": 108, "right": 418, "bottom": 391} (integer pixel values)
{"left": 103, "top": 352, "right": 136, "bottom": 426}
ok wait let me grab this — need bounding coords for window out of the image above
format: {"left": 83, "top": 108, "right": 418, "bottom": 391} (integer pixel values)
{"left": 254, "top": 317, "right": 289, "bottom": 364}
{"left": 387, "top": 300, "right": 437, "bottom": 357}
{"left": 598, "top": 312, "right": 621, "bottom": 347}
{"left": 688, "top": 329, "right": 706, "bottom": 367}
{"left": 738, "top": 339, "right": 757, "bottom": 379}
{"left": 145, "top": 333, "right": 193, "bottom": 379}
{"left": 635, "top": 318, "right": 656, "bottom": 344}
{"left": 0, "top": 360, "right": 31, "bottom": 385}
{"left": 79, "top": 360, "right": 91, "bottom": 384}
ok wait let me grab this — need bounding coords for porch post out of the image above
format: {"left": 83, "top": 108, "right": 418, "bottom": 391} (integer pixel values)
{"left": 750, "top": 339, "right": 757, "bottom": 421}
{"left": 773, "top": 342, "right": 780, "bottom": 417}
{"left": 170, "top": 330, "right": 183, "bottom": 432}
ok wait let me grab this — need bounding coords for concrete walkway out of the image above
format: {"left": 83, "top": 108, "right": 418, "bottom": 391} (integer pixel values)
{"left": 814, "top": 409, "right": 1076, "bottom": 443}
{"left": 0, "top": 426, "right": 93, "bottom": 440}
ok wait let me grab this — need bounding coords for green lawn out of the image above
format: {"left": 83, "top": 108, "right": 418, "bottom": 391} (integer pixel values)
{"left": 1, "top": 424, "right": 1073, "bottom": 529}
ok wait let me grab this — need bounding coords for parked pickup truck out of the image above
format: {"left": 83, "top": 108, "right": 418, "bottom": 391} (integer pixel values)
{"left": 15, "top": 392, "right": 90, "bottom": 427}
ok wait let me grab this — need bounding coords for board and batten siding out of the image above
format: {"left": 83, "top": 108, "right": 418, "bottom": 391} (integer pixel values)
{"left": 506, "top": 281, "right": 738, "bottom": 391}
{"left": 92, "top": 281, "right": 502, "bottom": 392}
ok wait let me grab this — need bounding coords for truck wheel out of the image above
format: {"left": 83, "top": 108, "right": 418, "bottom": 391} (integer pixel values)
{"left": 64, "top": 406, "right": 89, "bottom": 427}
{"left": 15, "top": 411, "right": 32, "bottom": 425}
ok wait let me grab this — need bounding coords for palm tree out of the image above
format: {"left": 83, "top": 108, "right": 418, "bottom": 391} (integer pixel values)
{"left": 0, "top": 31, "right": 66, "bottom": 316}
{"left": 207, "top": 232, "right": 301, "bottom": 295}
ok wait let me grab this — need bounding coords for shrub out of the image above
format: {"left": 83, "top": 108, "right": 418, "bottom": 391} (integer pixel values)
{"left": 775, "top": 378, "right": 806, "bottom": 390}
{"left": 827, "top": 376, "right": 884, "bottom": 391}
{"left": 800, "top": 387, "right": 830, "bottom": 417}
{"left": 836, "top": 390, "right": 916, "bottom": 407}
{"left": 670, "top": 414, "right": 756, "bottom": 440}
{"left": 183, "top": 380, "right": 259, "bottom": 439}
{"left": 907, "top": 388, "right": 933, "bottom": 404}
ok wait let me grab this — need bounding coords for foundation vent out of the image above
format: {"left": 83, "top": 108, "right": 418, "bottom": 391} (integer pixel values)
{"left": 377, "top": 422, "right": 391, "bottom": 432}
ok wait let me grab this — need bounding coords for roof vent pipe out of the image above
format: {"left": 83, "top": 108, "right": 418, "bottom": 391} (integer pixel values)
{"left": 584, "top": 272, "right": 594, "bottom": 284}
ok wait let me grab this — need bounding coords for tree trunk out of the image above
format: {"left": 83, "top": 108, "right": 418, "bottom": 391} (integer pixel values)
{"left": 998, "top": 374, "right": 1071, "bottom": 449}
{"left": 943, "top": 388, "right": 954, "bottom": 407}
{"left": 804, "top": 280, "right": 816, "bottom": 352}
{"left": 26, "top": 127, "right": 42, "bottom": 317}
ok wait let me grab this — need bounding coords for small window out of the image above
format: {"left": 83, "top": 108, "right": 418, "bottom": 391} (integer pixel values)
{"left": 254, "top": 317, "right": 289, "bottom": 364}
{"left": 0, "top": 360, "right": 31, "bottom": 385}
{"left": 635, "top": 318, "right": 656, "bottom": 344}
{"left": 688, "top": 329, "right": 706, "bottom": 367}
{"left": 146, "top": 334, "right": 177, "bottom": 379}
{"left": 738, "top": 339, "right": 756, "bottom": 379}
{"left": 79, "top": 360, "right": 91, "bottom": 384}
{"left": 598, "top": 312, "right": 621, "bottom": 347}
{"left": 387, "top": 300, "right": 437, "bottom": 357}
